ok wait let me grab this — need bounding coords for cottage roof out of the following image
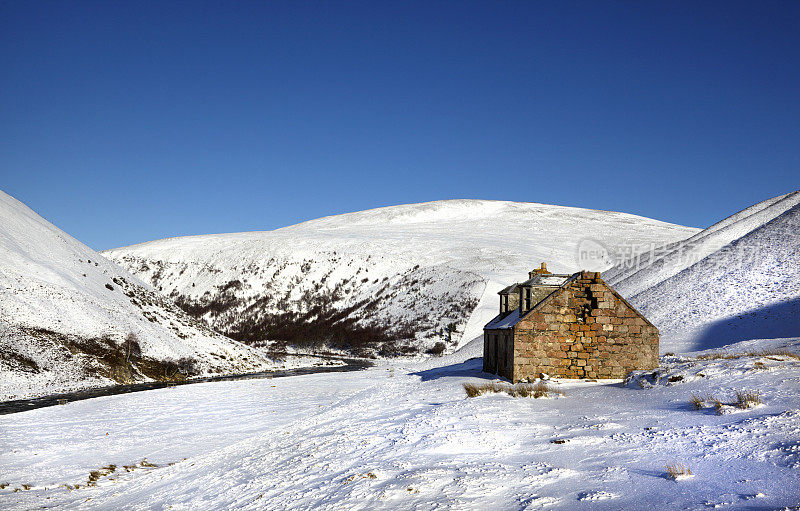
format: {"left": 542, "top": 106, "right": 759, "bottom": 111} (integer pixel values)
{"left": 485, "top": 273, "right": 578, "bottom": 329}
{"left": 484, "top": 307, "right": 520, "bottom": 329}
{"left": 497, "top": 283, "right": 520, "bottom": 295}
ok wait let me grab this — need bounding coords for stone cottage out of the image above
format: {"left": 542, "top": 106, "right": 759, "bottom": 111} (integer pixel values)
{"left": 483, "top": 263, "right": 658, "bottom": 381}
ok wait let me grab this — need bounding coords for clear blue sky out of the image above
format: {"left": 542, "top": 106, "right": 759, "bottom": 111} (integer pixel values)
{"left": 1, "top": 1, "right": 798, "bottom": 250}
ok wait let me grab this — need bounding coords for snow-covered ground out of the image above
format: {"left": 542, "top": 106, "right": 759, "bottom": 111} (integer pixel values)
{"left": 0, "top": 190, "right": 284, "bottom": 401}
{"left": 1, "top": 336, "right": 798, "bottom": 510}
{"left": 104, "top": 199, "right": 698, "bottom": 355}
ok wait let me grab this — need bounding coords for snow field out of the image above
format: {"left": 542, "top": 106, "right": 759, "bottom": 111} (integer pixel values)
{"left": 1, "top": 337, "right": 798, "bottom": 510}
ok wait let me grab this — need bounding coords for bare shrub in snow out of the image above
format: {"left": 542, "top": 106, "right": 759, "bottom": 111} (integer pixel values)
{"left": 176, "top": 357, "right": 197, "bottom": 376}
{"left": 665, "top": 462, "right": 692, "bottom": 480}
{"left": 123, "top": 333, "right": 142, "bottom": 364}
{"left": 426, "top": 342, "right": 446, "bottom": 356}
{"left": 735, "top": 390, "right": 762, "bottom": 409}
{"left": 150, "top": 356, "right": 198, "bottom": 380}
{"left": 689, "top": 394, "right": 704, "bottom": 410}
{"left": 161, "top": 359, "right": 179, "bottom": 379}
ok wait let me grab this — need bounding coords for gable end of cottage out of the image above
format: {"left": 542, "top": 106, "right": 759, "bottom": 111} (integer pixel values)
{"left": 510, "top": 271, "right": 659, "bottom": 381}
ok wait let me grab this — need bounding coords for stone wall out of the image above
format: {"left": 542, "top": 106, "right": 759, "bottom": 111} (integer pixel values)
{"left": 511, "top": 271, "right": 658, "bottom": 380}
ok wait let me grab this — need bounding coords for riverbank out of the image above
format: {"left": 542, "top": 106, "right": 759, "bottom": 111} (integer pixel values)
{"left": 0, "top": 355, "right": 371, "bottom": 414}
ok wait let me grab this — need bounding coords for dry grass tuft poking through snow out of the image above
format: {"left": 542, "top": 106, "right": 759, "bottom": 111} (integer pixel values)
{"left": 690, "top": 390, "right": 764, "bottom": 415}
{"left": 695, "top": 348, "right": 800, "bottom": 362}
{"left": 463, "top": 381, "right": 563, "bottom": 398}
{"left": 735, "top": 390, "right": 762, "bottom": 409}
{"left": 665, "top": 462, "right": 693, "bottom": 481}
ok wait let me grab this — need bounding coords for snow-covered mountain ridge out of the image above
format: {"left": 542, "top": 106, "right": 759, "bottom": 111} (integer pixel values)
{"left": 606, "top": 191, "right": 800, "bottom": 352}
{"left": 104, "top": 199, "right": 699, "bottom": 356}
{"left": 0, "top": 190, "right": 281, "bottom": 400}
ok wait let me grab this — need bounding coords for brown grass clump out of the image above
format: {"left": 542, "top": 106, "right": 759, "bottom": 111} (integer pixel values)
{"left": 87, "top": 464, "right": 117, "bottom": 486}
{"left": 463, "top": 382, "right": 563, "bottom": 398}
{"left": 735, "top": 390, "right": 762, "bottom": 409}
{"left": 696, "top": 352, "right": 736, "bottom": 360}
{"left": 694, "top": 391, "right": 762, "bottom": 414}
{"left": 342, "top": 472, "right": 378, "bottom": 485}
{"left": 699, "top": 393, "right": 725, "bottom": 414}
{"left": 665, "top": 462, "right": 692, "bottom": 480}
{"left": 689, "top": 392, "right": 734, "bottom": 413}
{"left": 463, "top": 382, "right": 501, "bottom": 397}
{"left": 754, "top": 349, "right": 800, "bottom": 360}
{"left": 689, "top": 394, "right": 704, "bottom": 410}
{"left": 123, "top": 459, "right": 158, "bottom": 472}
{"left": 695, "top": 348, "right": 800, "bottom": 361}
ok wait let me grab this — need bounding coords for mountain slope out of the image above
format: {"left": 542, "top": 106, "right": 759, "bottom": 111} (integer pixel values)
{"left": 104, "top": 200, "right": 699, "bottom": 356}
{"left": 606, "top": 191, "right": 800, "bottom": 352}
{"left": 0, "top": 190, "right": 279, "bottom": 400}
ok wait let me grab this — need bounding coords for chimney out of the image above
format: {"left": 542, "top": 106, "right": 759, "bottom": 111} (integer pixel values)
{"left": 529, "top": 262, "right": 551, "bottom": 278}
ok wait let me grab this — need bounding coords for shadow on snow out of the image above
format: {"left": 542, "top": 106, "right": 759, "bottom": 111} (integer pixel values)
{"left": 690, "top": 298, "right": 800, "bottom": 351}
{"left": 411, "top": 357, "right": 500, "bottom": 382}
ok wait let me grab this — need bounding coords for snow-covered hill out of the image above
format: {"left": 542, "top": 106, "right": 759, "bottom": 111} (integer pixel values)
{"left": 104, "top": 200, "right": 699, "bottom": 356}
{"left": 0, "top": 190, "right": 280, "bottom": 400}
{"left": 605, "top": 191, "right": 800, "bottom": 352}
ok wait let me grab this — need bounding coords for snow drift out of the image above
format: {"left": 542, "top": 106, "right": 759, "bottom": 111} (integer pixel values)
{"left": 104, "top": 199, "right": 698, "bottom": 356}
{"left": 0, "top": 190, "right": 279, "bottom": 400}
{"left": 605, "top": 191, "right": 800, "bottom": 352}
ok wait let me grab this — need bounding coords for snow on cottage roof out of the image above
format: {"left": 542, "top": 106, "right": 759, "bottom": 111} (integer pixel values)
{"left": 497, "top": 274, "right": 572, "bottom": 297}
{"left": 485, "top": 273, "right": 579, "bottom": 330}
{"left": 484, "top": 308, "right": 521, "bottom": 329}
{"left": 520, "top": 273, "right": 573, "bottom": 287}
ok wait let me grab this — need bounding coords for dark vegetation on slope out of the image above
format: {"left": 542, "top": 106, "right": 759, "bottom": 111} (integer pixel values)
{"left": 0, "top": 328, "right": 198, "bottom": 384}
{"left": 117, "top": 254, "right": 482, "bottom": 358}
{"left": 174, "top": 288, "right": 445, "bottom": 358}
{"left": 172, "top": 281, "right": 477, "bottom": 358}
